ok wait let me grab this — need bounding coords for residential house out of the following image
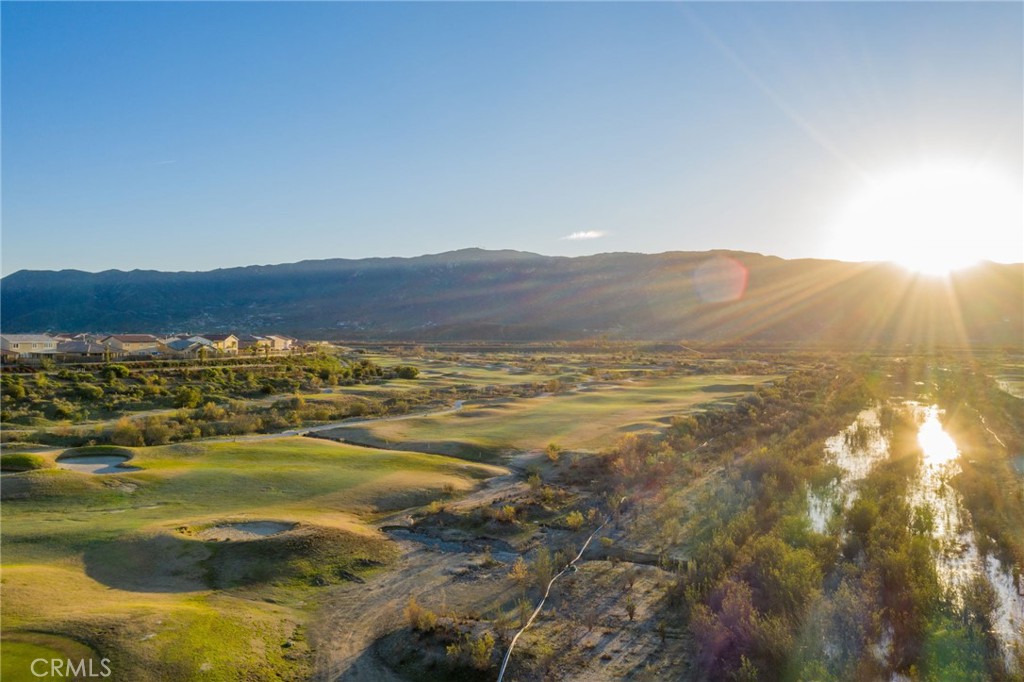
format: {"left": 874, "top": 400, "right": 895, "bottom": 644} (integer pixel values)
{"left": 264, "top": 335, "right": 295, "bottom": 352}
{"left": 199, "top": 334, "right": 239, "bottom": 354}
{"left": 237, "top": 334, "right": 271, "bottom": 353}
{"left": 166, "top": 337, "right": 214, "bottom": 359}
{"left": 102, "top": 334, "right": 162, "bottom": 353}
{"left": 0, "top": 334, "right": 58, "bottom": 356}
{"left": 54, "top": 341, "right": 124, "bottom": 361}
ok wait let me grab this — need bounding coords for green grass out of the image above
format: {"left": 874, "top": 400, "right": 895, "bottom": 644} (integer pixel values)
{"left": 0, "top": 452, "right": 53, "bottom": 471}
{"left": 326, "top": 374, "right": 777, "bottom": 457}
{"left": 1, "top": 632, "right": 102, "bottom": 682}
{"left": 1, "top": 437, "right": 503, "bottom": 681}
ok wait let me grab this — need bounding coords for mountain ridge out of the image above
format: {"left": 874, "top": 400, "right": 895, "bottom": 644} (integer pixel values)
{"left": 2, "top": 249, "right": 1021, "bottom": 346}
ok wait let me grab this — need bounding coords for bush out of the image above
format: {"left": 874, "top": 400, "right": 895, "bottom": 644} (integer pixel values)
{"left": 468, "top": 631, "right": 495, "bottom": 669}
{"left": 142, "top": 418, "right": 173, "bottom": 446}
{"left": 545, "top": 442, "right": 562, "bottom": 463}
{"left": 174, "top": 386, "right": 202, "bottom": 409}
{"left": 3, "top": 381, "right": 27, "bottom": 402}
{"left": 110, "top": 417, "right": 144, "bottom": 447}
{"left": 102, "top": 364, "right": 131, "bottom": 380}
{"left": 76, "top": 383, "right": 104, "bottom": 401}
{"left": 405, "top": 596, "right": 437, "bottom": 633}
{"left": 394, "top": 365, "right": 420, "bottom": 380}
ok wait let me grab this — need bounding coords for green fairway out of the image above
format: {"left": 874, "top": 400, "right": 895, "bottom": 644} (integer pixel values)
{"left": 0, "top": 437, "right": 503, "bottom": 681}
{"left": 324, "top": 374, "right": 777, "bottom": 457}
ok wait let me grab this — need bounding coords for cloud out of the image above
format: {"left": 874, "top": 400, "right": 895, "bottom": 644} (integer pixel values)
{"left": 560, "top": 230, "right": 607, "bottom": 241}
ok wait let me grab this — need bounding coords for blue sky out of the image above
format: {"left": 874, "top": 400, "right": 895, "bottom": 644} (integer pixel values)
{"left": 2, "top": 2, "right": 1021, "bottom": 273}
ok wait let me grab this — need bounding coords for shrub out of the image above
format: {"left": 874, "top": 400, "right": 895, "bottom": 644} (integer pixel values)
{"left": 496, "top": 505, "right": 517, "bottom": 524}
{"left": 174, "top": 386, "right": 202, "bottom": 409}
{"left": 509, "top": 556, "right": 529, "bottom": 588}
{"left": 394, "top": 365, "right": 420, "bottom": 380}
{"left": 468, "top": 631, "right": 495, "bottom": 669}
{"left": 2, "top": 381, "right": 26, "bottom": 402}
{"left": 565, "top": 510, "right": 584, "bottom": 531}
{"left": 545, "top": 442, "right": 563, "bottom": 462}
{"left": 404, "top": 596, "right": 437, "bottom": 633}
{"left": 142, "top": 418, "right": 173, "bottom": 446}
{"left": 76, "top": 383, "right": 104, "bottom": 401}
{"left": 532, "top": 548, "right": 553, "bottom": 590}
{"left": 110, "top": 417, "right": 144, "bottom": 447}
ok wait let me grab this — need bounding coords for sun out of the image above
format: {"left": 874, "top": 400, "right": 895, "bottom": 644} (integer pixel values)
{"left": 828, "top": 163, "right": 1022, "bottom": 275}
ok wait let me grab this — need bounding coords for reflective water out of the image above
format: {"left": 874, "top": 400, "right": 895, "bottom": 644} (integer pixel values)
{"left": 808, "top": 408, "right": 889, "bottom": 533}
{"left": 905, "top": 404, "right": 1023, "bottom": 669}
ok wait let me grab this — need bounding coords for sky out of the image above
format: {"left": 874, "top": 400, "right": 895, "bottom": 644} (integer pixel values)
{"left": 2, "top": 2, "right": 1021, "bottom": 274}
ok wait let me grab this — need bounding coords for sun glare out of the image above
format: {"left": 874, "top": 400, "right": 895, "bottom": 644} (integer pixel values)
{"left": 829, "top": 164, "right": 1022, "bottom": 275}
{"left": 917, "top": 406, "right": 959, "bottom": 466}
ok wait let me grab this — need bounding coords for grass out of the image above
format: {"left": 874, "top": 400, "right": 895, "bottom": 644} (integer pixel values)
{"left": 1, "top": 437, "right": 503, "bottom": 681}
{"left": 325, "top": 374, "right": 777, "bottom": 458}
{"left": 0, "top": 452, "right": 53, "bottom": 471}
{"left": 1, "top": 632, "right": 103, "bottom": 681}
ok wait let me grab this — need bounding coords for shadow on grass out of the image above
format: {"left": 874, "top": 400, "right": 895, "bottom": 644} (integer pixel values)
{"left": 84, "top": 525, "right": 399, "bottom": 593}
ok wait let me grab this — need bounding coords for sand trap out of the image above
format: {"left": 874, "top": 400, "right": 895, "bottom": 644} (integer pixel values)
{"left": 196, "top": 521, "right": 297, "bottom": 541}
{"left": 56, "top": 456, "right": 141, "bottom": 474}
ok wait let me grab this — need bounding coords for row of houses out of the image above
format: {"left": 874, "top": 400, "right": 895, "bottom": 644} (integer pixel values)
{"left": 0, "top": 332, "right": 298, "bottom": 363}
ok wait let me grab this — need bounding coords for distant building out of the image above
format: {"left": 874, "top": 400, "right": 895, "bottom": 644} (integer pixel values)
{"left": 264, "top": 335, "right": 295, "bottom": 352}
{"left": 54, "top": 340, "right": 123, "bottom": 361}
{"left": 198, "top": 333, "right": 239, "bottom": 354}
{"left": 167, "top": 337, "right": 214, "bottom": 358}
{"left": 102, "top": 334, "right": 162, "bottom": 353}
{"left": 0, "top": 334, "right": 58, "bottom": 356}
{"left": 237, "top": 334, "right": 271, "bottom": 352}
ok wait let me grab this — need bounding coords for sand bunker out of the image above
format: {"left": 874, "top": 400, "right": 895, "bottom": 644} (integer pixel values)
{"left": 196, "top": 521, "right": 297, "bottom": 541}
{"left": 56, "top": 456, "right": 141, "bottom": 474}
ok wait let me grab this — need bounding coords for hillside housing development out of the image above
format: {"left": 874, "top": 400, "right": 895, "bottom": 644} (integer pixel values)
{"left": 0, "top": 332, "right": 299, "bottom": 364}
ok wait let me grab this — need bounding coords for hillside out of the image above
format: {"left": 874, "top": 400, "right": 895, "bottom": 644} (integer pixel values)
{"left": 2, "top": 249, "right": 1021, "bottom": 346}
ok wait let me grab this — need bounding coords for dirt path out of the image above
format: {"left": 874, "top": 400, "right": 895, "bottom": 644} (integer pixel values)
{"left": 310, "top": 532, "right": 518, "bottom": 682}
{"left": 309, "top": 539, "right": 453, "bottom": 682}
{"left": 308, "top": 449, "right": 531, "bottom": 681}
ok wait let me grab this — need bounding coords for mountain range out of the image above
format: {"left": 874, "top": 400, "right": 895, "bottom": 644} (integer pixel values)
{"left": 2, "top": 249, "right": 1021, "bottom": 346}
